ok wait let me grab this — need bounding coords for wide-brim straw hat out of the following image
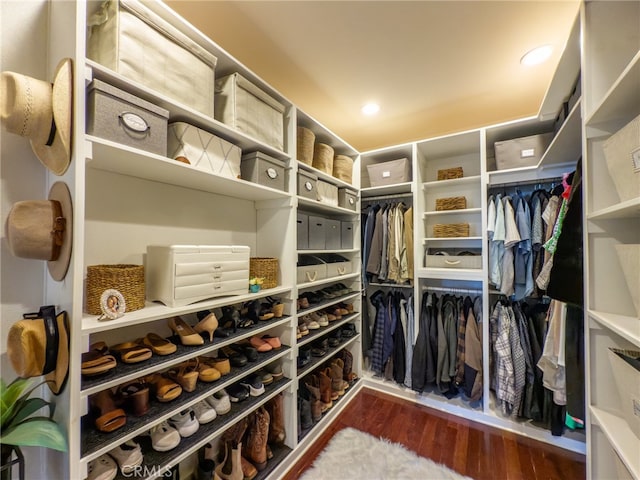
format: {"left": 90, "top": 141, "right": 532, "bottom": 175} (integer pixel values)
{"left": 0, "top": 58, "right": 73, "bottom": 175}
{"left": 7, "top": 306, "right": 70, "bottom": 395}
{"left": 6, "top": 181, "right": 73, "bottom": 281}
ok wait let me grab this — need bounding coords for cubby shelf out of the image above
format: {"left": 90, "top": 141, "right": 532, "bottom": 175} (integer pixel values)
{"left": 297, "top": 272, "right": 359, "bottom": 290}
{"left": 423, "top": 208, "right": 481, "bottom": 217}
{"left": 297, "top": 196, "right": 359, "bottom": 216}
{"left": 588, "top": 310, "right": 640, "bottom": 348}
{"left": 590, "top": 406, "right": 640, "bottom": 479}
{"left": 422, "top": 175, "right": 481, "bottom": 189}
{"left": 587, "top": 197, "right": 640, "bottom": 221}
{"left": 416, "top": 267, "right": 484, "bottom": 281}
{"left": 297, "top": 334, "right": 360, "bottom": 379}
{"left": 361, "top": 182, "right": 413, "bottom": 197}
{"left": 297, "top": 313, "right": 361, "bottom": 348}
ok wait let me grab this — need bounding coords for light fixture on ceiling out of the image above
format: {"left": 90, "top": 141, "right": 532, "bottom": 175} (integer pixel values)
{"left": 362, "top": 102, "right": 380, "bottom": 116}
{"left": 520, "top": 45, "right": 553, "bottom": 66}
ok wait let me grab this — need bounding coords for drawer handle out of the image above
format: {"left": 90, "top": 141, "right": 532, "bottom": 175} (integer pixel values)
{"left": 213, "top": 275, "right": 222, "bottom": 280}
{"left": 213, "top": 265, "right": 222, "bottom": 270}
{"left": 305, "top": 271, "right": 318, "bottom": 282}
{"left": 266, "top": 167, "right": 278, "bottom": 179}
{"left": 445, "top": 260, "right": 461, "bottom": 265}
{"left": 337, "top": 266, "right": 346, "bottom": 275}
{"left": 305, "top": 181, "right": 313, "bottom": 191}
{"left": 119, "top": 112, "right": 149, "bottom": 133}
{"left": 213, "top": 285, "right": 222, "bottom": 290}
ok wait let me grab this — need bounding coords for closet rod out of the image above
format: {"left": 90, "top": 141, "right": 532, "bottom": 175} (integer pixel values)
{"left": 422, "top": 286, "right": 483, "bottom": 295}
{"left": 369, "top": 282, "right": 414, "bottom": 289}
{"left": 362, "top": 192, "right": 413, "bottom": 202}
{"left": 489, "top": 176, "right": 563, "bottom": 190}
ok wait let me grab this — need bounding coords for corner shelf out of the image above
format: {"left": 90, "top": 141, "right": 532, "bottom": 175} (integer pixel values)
{"left": 587, "top": 197, "right": 640, "bottom": 221}
{"left": 296, "top": 292, "right": 360, "bottom": 318}
{"left": 297, "top": 313, "right": 361, "bottom": 348}
{"left": 590, "top": 406, "right": 640, "bottom": 479}
{"left": 297, "top": 162, "right": 355, "bottom": 190}
{"left": 588, "top": 310, "right": 640, "bottom": 348}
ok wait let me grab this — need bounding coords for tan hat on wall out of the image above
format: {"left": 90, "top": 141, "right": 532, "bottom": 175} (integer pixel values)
{"left": 6, "top": 181, "right": 73, "bottom": 281}
{"left": 0, "top": 58, "right": 73, "bottom": 175}
{"left": 7, "top": 305, "right": 70, "bottom": 395}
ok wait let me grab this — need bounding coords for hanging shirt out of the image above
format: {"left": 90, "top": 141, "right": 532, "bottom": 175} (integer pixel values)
{"left": 366, "top": 207, "right": 384, "bottom": 276}
{"left": 538, "top": 300, "right": 567, "bottom": 405}
{"left": 404, "top": 295, "right": 415, "bottom": 388}
{"left": 500, "top": 196, "right": 521, "bottom": 297}
{"left": 404, "top": 207, "right": 414, "bottom": 282}
{"left": 489, "top": 194, "right": 505, "bottom": 287}
{"left": 379, "top": 207, "right": 390, "bottom": 280}
{"left": 514, "top": 195, "right": 533, "bottom": 300}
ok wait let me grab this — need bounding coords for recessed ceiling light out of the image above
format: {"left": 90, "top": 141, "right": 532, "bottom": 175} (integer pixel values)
{"left": 520, "top": 45, "right": 553, "bottom": 66}
{"left": 362, "top": 102, "right": 380, "bottom": 116}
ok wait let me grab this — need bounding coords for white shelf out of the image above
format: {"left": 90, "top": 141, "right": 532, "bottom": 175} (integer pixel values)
{"left": 539, "top": 99, "right": 582, "bottom": 167}
{"left": 81, "top": 286, "right": 292, "bottom": 334}
{"left": 298, "top": 162, "right": 355, "bottom": 190}
{"left": 297, "top": 196, "right": 358, "bottom": 216}
{"left": 591, "top": 406, "right": 640, "bottom": 479}
{"left": 422, "top": 175, "right": 481, "bottom": 189}
{"left": 423, "top": 208, "right": 481, "bottom": 217}
{"left": 589, "top": 310, "right": 640, "bottom": 348}
{"left": 296, "top": 292, "right": 360, "bottom": 318}
{"left": 423, "top": 236, "right": 482, "bottom": 243}
{"left": 297, "top": 249, "right": 359, "bottom": 255}
{"left": 361, "top": 182, "right": 413, "bottom": 197}
{"left": 416, "top": 267, "right": 484, "bottom": 281}
{"left": 297, "top": 272, "right": 360, "bottom": 290}
{"left": 587, "top": 197, "right": 640, "bottom": 220}
{"left": 86, "top": 136, "right": 291, "bottom": 201}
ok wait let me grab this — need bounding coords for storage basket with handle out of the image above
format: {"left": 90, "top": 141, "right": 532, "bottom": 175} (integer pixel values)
{"left": 86, "top": 264, "right": 145, "bottom": 314}
{"left": 435, "top": 196, "right": 467, "bottom": 211}
{"left": 437, "top": 167, "right": 463, "bottom": 180}
{"left": 249, "top": 257, "right": 278, "bottom": 289}
{"left": 433, "top": 223, "right": 470, "bottom": 238}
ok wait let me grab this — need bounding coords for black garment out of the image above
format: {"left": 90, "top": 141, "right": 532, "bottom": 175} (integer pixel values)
{"left": 392, "top": 292, "right": 407, "bottom": 384}
{"left": 426, "top": 293, "right": 439, "bottom": 385}
{"left": 513, "top": 303, "right": 535, "bottom": 419}
{"left": 565, "top": 304, "right": 585, "bottom": 422}
{"left": 411, "top": 293, "right": 430, "bottom": 392}
{"left": 523, "top": 301, "right": 549, "bottom": 423}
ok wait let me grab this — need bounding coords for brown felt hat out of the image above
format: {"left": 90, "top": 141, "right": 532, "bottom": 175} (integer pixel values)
{"left": 7, "top": 306, "right": 70, "bottom": 395}
{"left": 0, "top": 58, "right": 73, "bottom": 175}
{"left": 6, "top": 181, "right": 73, "bottom": 281}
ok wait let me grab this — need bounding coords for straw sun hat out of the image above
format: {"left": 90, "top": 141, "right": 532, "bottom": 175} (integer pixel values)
{"left": 7, "top": 305, "right": 70, "bottom": 395}
{"left": 6, "top": 181, "right": 73, "bottom": 281}
{"left": 0, "top": 58, "right": 73, "bottom": 175}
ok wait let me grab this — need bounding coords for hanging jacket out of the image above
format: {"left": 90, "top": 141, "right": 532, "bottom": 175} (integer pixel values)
{"left": 513, "top": 302, "right": 535, "bottom": 418}
{"left": 404, "top": 295, "right": 414, "bottom": 388}
{"left": 369, "top": 290, "right": 388, "bottom": 375}
{"left": 393, "top": 293, "right": 407, "bottom": 384}
{"left": 411, "top": 293, "right": 430, "bottom": 392}
{"left": 464, "top": 296, "right": 483, "bottom": 402}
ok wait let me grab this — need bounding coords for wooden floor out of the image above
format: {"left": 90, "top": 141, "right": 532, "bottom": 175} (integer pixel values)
{"left": 282, "top": 387, "right": 586, "bottom": 480}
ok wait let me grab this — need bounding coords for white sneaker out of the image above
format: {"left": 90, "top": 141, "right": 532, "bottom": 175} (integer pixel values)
{"left": 169, "top": 409, "right": 199, "bottom": 437}
{"left": 193, "top": 399, "right": 217, "bottom": 424}
{"left": 312, "top": 311, "right": 329, "bottom": 327}
{"left": 206, "top": 389, "right": 231, "bottom": 415}
{"left": 87, "top": 454, "right": 117, "bottom": 480}
{"left": 109, "top": 440, "right": 143, "bottom": 474}
{"left": 150, "top": 420, "right": 181, "bottom": 451}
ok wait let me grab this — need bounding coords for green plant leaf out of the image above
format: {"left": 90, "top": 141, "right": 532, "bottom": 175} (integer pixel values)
{"left": 0, "top": 417, "right": 67, "bottom": 452}
{"left": 0, "top": 378, "right": 32, "bottom": 428}
{"left": 10, "top": 397, "right": 52, "bottom": 426}
{"left": 1, "top": 379, "right": 51, "bottom": 429}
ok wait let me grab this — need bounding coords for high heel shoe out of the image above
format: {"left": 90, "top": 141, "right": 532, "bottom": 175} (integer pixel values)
{"left": 168, "top": 316, "right": 204, "bottom": 346}
{"left": 220, "top": 306, "right": 239, "bottom": 334}
{"left": 194, "top": 310, "right": 219, "bottom": 342}
{"left": 167, "top": 358, "right": 200, "bottom": 392}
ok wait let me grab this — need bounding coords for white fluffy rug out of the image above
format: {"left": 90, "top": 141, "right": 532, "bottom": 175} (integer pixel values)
{"left": 300, "top": 427, "right": 472, "bottom": 480}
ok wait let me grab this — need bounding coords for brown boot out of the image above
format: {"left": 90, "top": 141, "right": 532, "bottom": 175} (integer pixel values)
{"left": 241, "top": 456, "right": 257, "bottom": 480}
{"left": 246, "top": 406, "right": 270, "bottom": 471}
{"left": 331, "top": 358, "right": 349, "bottom": 391}
{"left": 265, "top": 393, "right": 286, "bottom": 446}
{"left": 341, "top": 349, "right": 357, "bottom": 382}
{"left": 219, "top": 417, "right": 248, "bottom": 462}
{"left": 324, "top": 366, "right": 341, "bottom": 399}
{"left": 304, "top": 376, "right": 325, "bottom": 420}
{"left": 318, "top": 370, "right": 334, "bottom": 408}
{"left": 214, "top": 440, "right": 243, "bottom": 480}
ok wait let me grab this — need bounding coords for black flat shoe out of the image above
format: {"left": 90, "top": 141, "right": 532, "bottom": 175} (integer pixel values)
{"left": 227, "top": 383, "right": 249, "bottom": 403}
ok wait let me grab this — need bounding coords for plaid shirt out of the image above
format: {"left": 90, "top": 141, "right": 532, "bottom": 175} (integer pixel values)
{"left": 493, "top": 302, "right": 516, "bottom": 414}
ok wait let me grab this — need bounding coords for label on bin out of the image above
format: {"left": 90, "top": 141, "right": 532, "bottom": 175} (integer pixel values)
{"left": 521, "top": 148, "right": 535, "bottom": 158}
{"left": 382, "top": 171, "right": 391, "bottom": 177}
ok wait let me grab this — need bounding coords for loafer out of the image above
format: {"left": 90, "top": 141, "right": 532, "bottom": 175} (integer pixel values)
{"left": 240, "top": 374, "right": 265, "bottom": 397}
{"left": 328, "top": 332, "right": 341, "bottom": 348}
{"left": 193, "top": 399, "right": 217, "bottom": 424}
{"left": 108, "top": 440, "right": 143, "bottom": 475}
{"left": 311, "top": 311, "right": 329, "bottom": 327}
{"left": 235, "top": 344, "right": 258, "bottom": 362}
{"left": 87, "top": 454, "right": 117, "bottom": 480}
{"left": 227, "top": 383, "right": 250, "bottom": 403}
{"left": 206, "top": 389, "right": 231, "bottom": 415}
{"left": 261, "top": 335, "right": 282, "bottom": 349}
{"left": 150, "top": 420, "right": 181, "bottom": 451}
{"left": 220, "top": 346, "right": 248, "bottom": 367}
{"left": 266, "top": 362, "right": 284, "bottom": 381}
{"left": 249, "top": 336, "right": 272, "bottom": 352}
{"left": 169, "top": 409, "right": 199, "bottom": 437}
{"left": 341, "top": 323, "right": 356, "bottom": 338}
{"left": 256, "top": 369, "right": 273, "bottom": 385}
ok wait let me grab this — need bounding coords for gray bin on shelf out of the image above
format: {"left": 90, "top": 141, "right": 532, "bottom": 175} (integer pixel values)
{"left": 240, "top": 151, "right": 287, "bottom": 192}
{"left": 494, "top": 132, "right": 553, "bottom": 170}
{"left": 297, "top": 213, "right": 309, "bottom": 250}
{"left": 325, "top": 219, "right": 341, "bottom": 250}
{"left": 341, "top": 221, "right": 354, "bottom": 249}
{"left": 297, "top": 169, "right": 318, "bottom": 200}
{"left": 338, "top": 187, "right": 358, "bottom": 211}
{"left": 308, "top": 215, "right": 326, "bottom": 250}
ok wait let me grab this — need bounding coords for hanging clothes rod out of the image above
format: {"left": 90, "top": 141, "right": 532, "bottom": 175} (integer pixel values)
{"left": 362, "top": 192, "right": 413, "bottom": 202}
{"left": 489, "top": 176, "right": 563, "bottom": 190}
{"left": 421, "top": 286, "right": 483, "bottom": 295}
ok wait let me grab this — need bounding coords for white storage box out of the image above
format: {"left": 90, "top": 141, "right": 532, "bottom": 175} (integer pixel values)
{"left": 146, "top": 245, "right": 250, "bottom": 307}
{"left": 241, "top": 152, "right": 287, "bottom": 192}
{"left": 297, "top": 255, "right": 327, "bottom": 284}
{"left": 338, "top": 188, "right": 357, "bottom": 211}
{"left": 316, "top": 180, "right": 338, "bottom": 206}
{"left": 298, "top": 170, "right": 317, "bottom": 200}
{"left": 315, "top": 253, "right": 352, "bottom": 277}
{"left": 367, "top": 158, "right": 410, "bottom": 187}
{"left": 424, "top": 248, "right": 482, "bottom": 269}
{"left": 603, "top": 114, "right": 640, "bottom": 202}
{"left": 608, "top": 348, "right": 640, "bottom": 440}
{"left": 615, "top": 244, "right": 640, "bottom": 318}
{"left": 168, "top": 122, "right": 241, "bottom": 178}
{"left": 215, "top": 73, "right": 285, "bottom": 151}
{"left": 87, "top": 0, "right": 217, "bottom": 117}
{"left": 87, "top": 79, "right": 169, "bottom": 155}
{"left": 494, "top": 132, "right": 553, "bottom": 171}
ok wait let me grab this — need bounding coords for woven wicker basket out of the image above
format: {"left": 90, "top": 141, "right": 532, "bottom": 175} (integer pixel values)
{"left": 437, "top": 167, "right": 463, "bottom": 180}
{"left": 86, "top": 264, "right": 145, "bottom": 314}
{"left": 312, "top": 143, "right": 334, "bottom": 174}
{"left": 435, "top": 196, "right": 467, "bottom": 211}
{"left": 250, "top": 257, "right": 278, "bottom": 289}
{"left": 433, "top": 223, "right": 470, "bottom": 238}
{"left": 297, "top": 126, "right": 315, "bottom": 165}
{"left": 333, "top": 155, "right": 353, "bottom": 184}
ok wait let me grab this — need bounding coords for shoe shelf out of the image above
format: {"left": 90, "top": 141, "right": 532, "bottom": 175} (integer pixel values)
{"left": 297, "top": 162, "right": 355, "bottom": 191}
{"left": 86, "top": 135, "right": 292, "bottom": 202}
{"left": 81, "top": 286, "right": 292, "bottom": 335}
{"left": 297, "top": 377, "right": 361, "bottom": 443}
{"left": 254, "top": 443, "right": 294, "bottom": 480}
{"left": 297, "top": 272, "right": 360, "bottom": 291}
{"left": 297, "top": 196, "right": 359, "bottom": 217}
{"left": 589, "top": 310, "right": 640, "bottom": 348}
{"left": 81, "top": 347, "right": 291, "bottom": 464}
{"left": 296, "top": 291, "right": 360, "bottom": 318}
{"left": 298, "top": 313, "right": 361, "bottom": 348}
{"left": 81, "top": 316, "right": 292, "bottom": 397}
{"left": 86, "top": 60, "right": 290, "bottom": 162}
{"left": 297, "top": 334, "right": 360, "bottom": 379}
{"left": 110, "top": 377, "right": 292, "bottom": 480}
{"left": 590, "top": 406, "right": 640, "bottom": 479}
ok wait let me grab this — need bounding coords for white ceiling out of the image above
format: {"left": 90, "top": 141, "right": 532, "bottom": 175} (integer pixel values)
{"left": 166, "top": 1, "right": 581, "bottom": 152}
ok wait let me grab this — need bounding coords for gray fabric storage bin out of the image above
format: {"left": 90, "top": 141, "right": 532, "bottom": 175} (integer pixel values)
{"left": 240, "top": 152, "right": 287, "bottom": 192}
{"left": 424, "top": 247, "right": 482, "bottom": 269}
{"left": 494, "top": 132, "right": 553, "bottom": 170}
{"left": 367, "top": 158, "right": 410, "bottom": 186}
{"left": 298, "top": 170, "right": 318, "bottom": 200}
{"left": 338, "top": 187, "right": 357, "bottom": 211}
{"left": 87, "top": 79, "right": 169, "bottom": 155}
{"left": 314, "top": 253, "right": 352, "bottom": 277}
{"left": 308, "top": 215, "right": 326, "bottom": 250}
{"left": 341, "top": 221, "right": 354, "bottom": 249}
{"left": 297, "top": 213, "right": 309, "bottom": 250}
{"left": 325, "top": 219, "right": 341, "bottom": 250}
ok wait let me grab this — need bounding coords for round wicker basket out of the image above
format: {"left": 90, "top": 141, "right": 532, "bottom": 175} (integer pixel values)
{"left": 312, "top": 143, "right": 334, "bottom": 174}
{"left": 333, "top": 155, "right": 353, "bottom": 184}
{"left": 297, "top": 127, "right": 315, "bottom": 165}
{"left": 86, "top": 264, "right": 145, "bottom": 315}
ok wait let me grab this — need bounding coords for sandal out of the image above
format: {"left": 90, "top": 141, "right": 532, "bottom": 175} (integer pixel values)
{"left": 143, "top": 373, "right": 182, "bottom": 402}
{"left": 142, "top": 333, "right": 177, "bottom": 356}
{"left": 81, "top": 342, "right": 117, "bottom": 376}
{"left": 167, "top": 358, "right": 200, "bottom": 392}
{"left": 258, "top": 304, "right": 275, "bottom": 321}
{"left": 237, "top": 317, "right": 256, "bottom": 329}
{"left": 89, "top": 389, "right": 126, "bottom": 433}
{"left": 110, "top": 340, "right": 152, "bottom": 364}
{"left": 117, "top": 379, "right": 150, "bottom": 416}
{"left": 195, "top": 358, "right": 222, "bottom": 383}
{"left": 201, "top": 356, "right": 231, "bottom": 376}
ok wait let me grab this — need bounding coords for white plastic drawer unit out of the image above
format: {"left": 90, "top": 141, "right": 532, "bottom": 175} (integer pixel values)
{"left": 146, "top": 245, "right": 250, "bottom": 307}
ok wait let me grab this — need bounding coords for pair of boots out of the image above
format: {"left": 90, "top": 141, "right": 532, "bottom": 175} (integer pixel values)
{"left": 340, "top": 349, "right": 357, "bottom": 383}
